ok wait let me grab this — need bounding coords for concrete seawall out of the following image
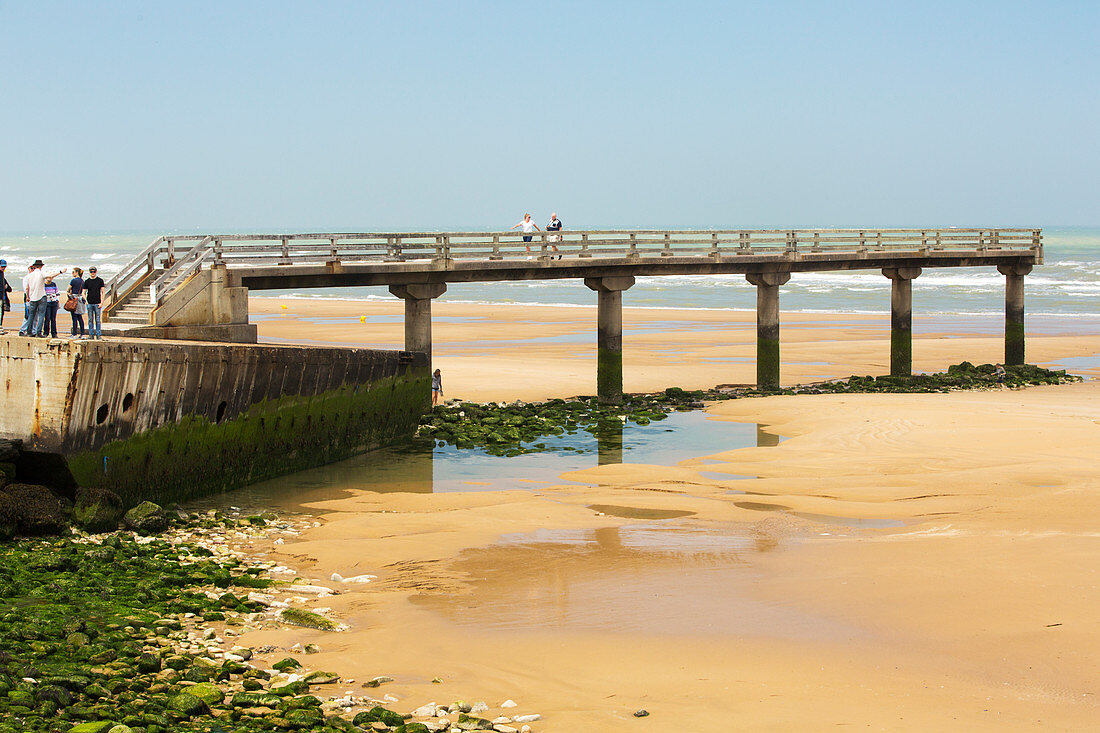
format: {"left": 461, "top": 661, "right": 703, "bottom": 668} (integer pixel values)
{"left": 0, "top": 336, "right": 428, "bottom": 506}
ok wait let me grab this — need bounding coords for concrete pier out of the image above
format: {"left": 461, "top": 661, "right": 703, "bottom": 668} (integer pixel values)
{"left": 584, "top": 276, "right": 635, "bottom": 404}
{"left": 883, "top": 267, "right": 921, "bottom": 376}
{"left": 999, "top": 264, "right": 1032, "bottom": 365}
{"left": 746, "top": 272, "right": 790, "bottom": 390}
{"left": 389, "top": 283, "right": 447, "bottom": 356}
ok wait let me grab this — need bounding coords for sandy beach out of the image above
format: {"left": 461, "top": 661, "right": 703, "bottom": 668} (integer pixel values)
{"left": 250, "top": 297, "right": 1100, "bottom": 400}
{"left": 220, "top": 298, "right": 1100, "bottom": 730}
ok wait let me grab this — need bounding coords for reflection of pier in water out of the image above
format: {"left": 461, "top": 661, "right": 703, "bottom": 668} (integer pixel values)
{"left": 191, "top": 413, "right": 782, "bottom": 511}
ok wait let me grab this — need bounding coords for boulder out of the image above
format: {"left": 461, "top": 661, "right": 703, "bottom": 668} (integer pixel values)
{"left": 4, "top": 483, "right": 67, "bottom": 535}
{"left": 72, "top": 487, "right": 124, "bottom": 533}
{"left": 122, "top": 501, "right": 167, "bottom": 535}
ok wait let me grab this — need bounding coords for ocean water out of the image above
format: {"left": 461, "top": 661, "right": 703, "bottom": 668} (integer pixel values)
{"left": 3, "top": 226, "right": 1097, "bottom": 318}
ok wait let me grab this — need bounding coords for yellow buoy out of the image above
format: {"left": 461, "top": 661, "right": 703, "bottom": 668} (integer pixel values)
{"left": 359, "top": 315, "right": 367, "bottom": 323}
{"left": 280, "top": 304, "right": 288, "bottom": 310}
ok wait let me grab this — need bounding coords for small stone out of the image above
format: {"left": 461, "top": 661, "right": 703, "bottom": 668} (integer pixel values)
{"left": 471, "top": 701, "right": 489, "bottom": 713}
{"left": 633, "top": 709, "right": 649, "bottom": 717}
{"left": 512, "top": 714, "right": 541, "bottom": 723}
{"left": 431, "top": 676, "right": 444, "bottom": 684}
{"left": 413, "top": 702, "right": 439, "bottom": 717}
{"left": 493, "top": 726, "right": 518, "bottom": 733}
{"left": 500, "top": 699, "right": 517, "bottom": 708}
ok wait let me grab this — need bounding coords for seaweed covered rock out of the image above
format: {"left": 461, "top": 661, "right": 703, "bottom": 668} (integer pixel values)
{"left": 186, "top": 682, "right": 225, "bottom": 706}
{"left": 4, "top": 482, "right": 67, "bottom": 535}
{"left": 280, "top": 607, "right": 343, "bottom": 631}
{"left": 67, "top": 723, "right": 117, "bottom": 733}
{"left": 122, "top": 501, "right": 167, "bottom": 535}
{"left": 167, "top": 690, "right": 208, "bottom": 717}
{"left": 353, "top": 705, "right": 407, "bottom": 727}
{"left": 72, "top": 487, "right": 124, "bottom": 533}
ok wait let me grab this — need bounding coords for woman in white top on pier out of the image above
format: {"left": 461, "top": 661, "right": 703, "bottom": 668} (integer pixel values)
{"left": 510, "top": 213, "right": 541, "bottom": 253}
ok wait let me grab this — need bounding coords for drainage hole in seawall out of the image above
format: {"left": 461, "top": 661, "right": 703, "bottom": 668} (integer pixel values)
{"left": 122, "top": 393, "right": 134, "bottom": 412}
{"left": 216, "top": 401, "right": 228, "bottom": 424}
{"left": 95, "top": 404, "right": 109, "bottom": 425}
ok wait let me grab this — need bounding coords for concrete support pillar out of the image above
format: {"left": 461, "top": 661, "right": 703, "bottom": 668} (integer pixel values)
{"left": 998, "top": 264, "right": 1032, "bottom": 365}
{"left": 584, "top": 276, "right": 635, "bottom": 404}
{"left": 388, "top": 283, "right": 447, "bottom": 356}
{"left": 882, "top": 267, "right": 921, "bottom": 376}
{"left": 746, "top": 272, "right": 791, "bottom": 391}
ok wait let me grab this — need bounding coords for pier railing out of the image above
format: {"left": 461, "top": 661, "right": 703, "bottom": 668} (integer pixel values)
{"left": 105, "top": 228, "right": 1041, "bottom": 308}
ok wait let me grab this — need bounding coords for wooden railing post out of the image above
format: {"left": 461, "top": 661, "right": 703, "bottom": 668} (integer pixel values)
{"left": 490, "top": 234, "right": 503, "bottom": 261}
{"left": 661, "top": 233, "right": 672, "bottom": 257}
{"left": 279, "top": 238, "right": 290, "bottom": 265}
{"left": 579, "top": 233, "right": 591, "bottom": 258}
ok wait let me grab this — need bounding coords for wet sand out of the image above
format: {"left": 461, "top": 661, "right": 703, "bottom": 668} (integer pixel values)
{"left": 226, "top": 298, "right": 1099, "bottom": 730}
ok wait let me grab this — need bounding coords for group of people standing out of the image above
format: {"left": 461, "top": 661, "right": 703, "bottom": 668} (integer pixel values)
{"left": 0, "top": 260, "right": 106, "bottom": 339}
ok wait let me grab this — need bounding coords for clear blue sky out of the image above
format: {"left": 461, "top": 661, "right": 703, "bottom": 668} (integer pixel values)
{"left": 1, "top": 1, "right": 1096, "bottom": 231}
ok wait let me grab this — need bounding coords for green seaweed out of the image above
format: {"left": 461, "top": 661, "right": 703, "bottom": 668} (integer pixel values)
{"left": 0, "top": 527, "right": 380, "bottom": 732}
{"left": 66, "top": 372, "right": 429, "bottom": 508}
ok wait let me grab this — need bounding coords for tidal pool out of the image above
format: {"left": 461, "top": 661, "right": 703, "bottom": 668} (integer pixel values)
{"left": 199, "top": 411, "right": 782, "bottom": 510}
